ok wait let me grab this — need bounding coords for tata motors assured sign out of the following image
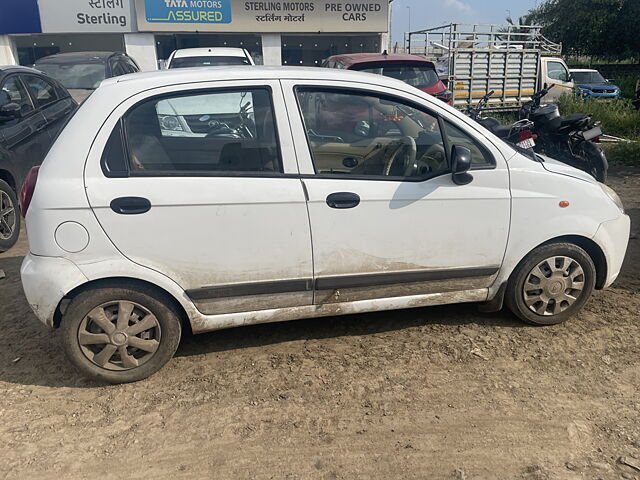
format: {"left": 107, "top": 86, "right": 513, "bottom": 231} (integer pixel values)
{"left": 136, "top": 0, "right": 389, "bottom": 32}
{"left": 145, "top": 0, "right": 232, "bottom": 24}
{"left": 38, "top": 0, "right": 136, "bottom": 33}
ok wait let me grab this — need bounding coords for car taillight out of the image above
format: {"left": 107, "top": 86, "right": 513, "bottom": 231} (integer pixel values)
{"left": 517, "top": 130, "right": 533, "bottom": 142}
{"left": 20, "top": 166, "right": 39, "bottom": 217}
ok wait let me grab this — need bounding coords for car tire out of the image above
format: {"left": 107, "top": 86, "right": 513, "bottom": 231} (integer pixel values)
{"left": 505, "top": 243, "right": 596, "bottom": 325}
{"left": 0, "top": 179, "right": 20, "bottom": 253}
{"left": 61, "top": 285, "right": 182, "bottom": 383}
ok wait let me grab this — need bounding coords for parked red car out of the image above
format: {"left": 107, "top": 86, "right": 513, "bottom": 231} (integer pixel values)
{"left": 323, "top": 52, "right": 452, "bottom": 105}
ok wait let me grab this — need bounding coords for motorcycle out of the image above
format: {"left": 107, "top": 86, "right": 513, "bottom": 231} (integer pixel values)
{"left": 467, "top": 90, "right": 537, "bottom": 151}
{"left": 519, "top": 85, "right": 608, "bottom": 182}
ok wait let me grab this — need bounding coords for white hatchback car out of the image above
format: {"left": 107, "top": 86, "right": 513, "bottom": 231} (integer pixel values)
{"left": 166, "top": 47, "right": 255, "bottom": 69}
{"left": 20, "top": 67, "right": 630, "bottom": 383}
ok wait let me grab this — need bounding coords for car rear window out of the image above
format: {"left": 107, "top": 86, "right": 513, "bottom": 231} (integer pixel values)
{"left": 351, "top": 62, "right": 441, "bottom": 89}
{"left": 35, "top": 63, "right": 106, "bottom": 90}
{"left": 169, "top": 56, "right": 250, "bottom": 68}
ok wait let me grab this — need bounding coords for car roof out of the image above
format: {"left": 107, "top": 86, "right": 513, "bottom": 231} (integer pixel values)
{"left": 327, "top": 53, "right": 435, "bottom": 67}
{"left": 171, "top": 48, "right": 248, "bottom": 59}
{"left": 99, "top": 66, "right": 411, "bottom": 93}
{"left": 35, "top": 51, "right": 125, "bottom": 64}
{"left": 0, "top": 65, "right": 43, "bottom": 75}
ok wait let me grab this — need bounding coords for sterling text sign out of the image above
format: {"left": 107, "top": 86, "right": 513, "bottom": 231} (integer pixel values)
{"left": 38, "top": 0, "right": 136, "bottom": 33}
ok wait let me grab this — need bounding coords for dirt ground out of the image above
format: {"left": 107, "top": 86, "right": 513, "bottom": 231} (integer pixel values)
{"left": 0, "top": 168, "right": 638, "bottom": 480}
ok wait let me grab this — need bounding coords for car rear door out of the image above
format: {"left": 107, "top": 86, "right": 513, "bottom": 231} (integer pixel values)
{"left": 22, "top": 74, "right": 76, "bottom": 141}
{"left": 282, "top": 79, "right": 511, "bottom": 304}
{"left": 0, "top": 74, "right": 50, "bottom": 188}
{"left": 84, "top": 80, "right": 313, "bottom": 315}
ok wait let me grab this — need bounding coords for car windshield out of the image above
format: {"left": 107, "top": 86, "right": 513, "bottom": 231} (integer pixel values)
{"left": 572, "top": 71, "right": 607, "bottom": 84}
{"left": 169, "top": 56, "right": 250, "bottom": 68}
{"left": 35, "top": 63, "right": 106, "bottom": 90}
{"left": 351, "top": 63, "right": 441, "bottom": 89}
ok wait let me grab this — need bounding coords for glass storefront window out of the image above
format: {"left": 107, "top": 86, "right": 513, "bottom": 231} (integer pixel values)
{"left": 12, "top": 34, "right": 125, "bottom": 66}
{"left": 281, "top": 35, "right": 381, "bottom": 67}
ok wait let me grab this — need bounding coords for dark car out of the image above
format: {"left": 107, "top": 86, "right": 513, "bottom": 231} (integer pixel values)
{"left": 0, "top": 66, "right": 76, "bottom": 252}
{"left": 35, "top": 51, "right": 140, "bottom": 104}
{"left": 323, "top": 52, "right": 453, "bottom": 105}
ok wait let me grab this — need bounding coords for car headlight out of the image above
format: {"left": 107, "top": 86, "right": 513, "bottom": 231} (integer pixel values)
{"left": 159, "top": 115, "right": 183, "bottom": 131}
{"left": 600, "top": 183, "right": 624, "bottom": 213}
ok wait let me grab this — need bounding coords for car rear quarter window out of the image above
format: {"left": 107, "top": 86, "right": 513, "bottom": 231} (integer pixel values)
{"left": 22, "top": 75, "right": 59, "bottom": 108}
{"left": 121, "top": 87, "right": 283, "bottom": 176}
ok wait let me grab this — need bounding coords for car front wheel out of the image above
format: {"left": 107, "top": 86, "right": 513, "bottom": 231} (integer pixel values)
{"left": 506, "top": 243, "right": 596, "bottom": 325}
{"left": 61, "top": 285, "right": 182, "bottom": 383}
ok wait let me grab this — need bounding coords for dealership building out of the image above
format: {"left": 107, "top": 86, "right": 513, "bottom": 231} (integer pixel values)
{"left": 0, "top": 0, "right": 391, "bottom": 71}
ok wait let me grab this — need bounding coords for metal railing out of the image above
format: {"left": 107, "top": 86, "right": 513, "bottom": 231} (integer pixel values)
{"left": 405, "top": 23, "right": 562, "bottom": 58}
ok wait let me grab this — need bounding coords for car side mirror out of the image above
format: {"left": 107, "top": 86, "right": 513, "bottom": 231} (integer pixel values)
{"left": 451, "top": 145, "right": 473, "bottom": 185}
{"left": 0, "top": 102, "right": 21, "bottom": 120}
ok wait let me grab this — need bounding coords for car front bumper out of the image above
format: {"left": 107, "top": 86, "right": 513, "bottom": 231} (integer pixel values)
{"left": 593, "top": 214, "right": 631, "bottom": 288}
{"left": 21, "top": 254, "right": 88, "bottom": 327}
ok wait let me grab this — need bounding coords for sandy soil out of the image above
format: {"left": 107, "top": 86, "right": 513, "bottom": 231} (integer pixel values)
{"left": 0, "top": 168, "right": 638, "bottom": 480}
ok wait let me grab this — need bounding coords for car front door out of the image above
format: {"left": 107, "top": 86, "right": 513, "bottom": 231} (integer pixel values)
{"left": 541, "top": 58, "right": 575, "bottom": 103}
{"left": 0, "top": 74, "right": 50, "bottom": 189}
{"left": 282, "top": 80, "right": 511, "bottom": 304}
{"left": 84, "top": 81, "right": 313, "bottom": 315}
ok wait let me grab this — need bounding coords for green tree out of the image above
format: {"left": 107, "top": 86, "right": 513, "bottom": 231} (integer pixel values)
{"left": 525, "top": 0, "right": 639, "bottom": 61}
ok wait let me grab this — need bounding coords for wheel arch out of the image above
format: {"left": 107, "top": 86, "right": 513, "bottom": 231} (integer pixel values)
{"left": 53, "top": 276, "right": 192, "bottom": 334}
{"left": 0, "top": 169, "right": 17, "bottom": 192}
{"left": 539, "top": 235, "right": 607, "bottom": 289}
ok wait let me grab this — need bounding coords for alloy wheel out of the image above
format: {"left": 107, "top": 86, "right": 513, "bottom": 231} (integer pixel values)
{"left": 77, "top": 301, "right": 161, "bottom": 371}
{"left": 522, "top": 256, "right": 585, "bottom": 316}
{"left": 0, "top": 190, "right": 16, "bottom": 241}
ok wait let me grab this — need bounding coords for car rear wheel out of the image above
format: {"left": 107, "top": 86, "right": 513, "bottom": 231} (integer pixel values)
{"left": 0, "top": 179, "right": 20, "bottom": 253}
{"left": 61, "top": 285, "right": 182, "bottom": 383}
{"left": 505, "top": 243, "right": 596, "bottom": 325}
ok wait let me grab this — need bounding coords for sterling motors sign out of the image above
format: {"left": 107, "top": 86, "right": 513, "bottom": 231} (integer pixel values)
{"left": 136, "top": 0, "right": 389, "bottom": 32}
{"left": 38, "top": 0, "right": 136, "bottom": 33}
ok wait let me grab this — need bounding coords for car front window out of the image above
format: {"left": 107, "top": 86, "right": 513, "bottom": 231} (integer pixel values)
{"left": 573, "top": 71, "right": 606, "bottom": 84}
{"left": 35, "top": 63, "right": 106, "bottom": 90}
{"left": 169, "top": 56, "right": 251, "bottom": 68}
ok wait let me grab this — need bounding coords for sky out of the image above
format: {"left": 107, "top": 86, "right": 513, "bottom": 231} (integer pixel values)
{"left": 390, "top": 0, "right": 541, "bottom": 44}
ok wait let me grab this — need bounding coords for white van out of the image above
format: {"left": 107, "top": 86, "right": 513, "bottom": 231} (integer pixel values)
{"left": 20, "top": 67, "right": 629, "bottom": 383}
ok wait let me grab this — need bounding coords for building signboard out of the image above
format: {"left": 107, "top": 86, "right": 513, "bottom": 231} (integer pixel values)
{"left": 136, "top": 0, "right": 389, "bottom": 33}
{"left": 38, "top": 0, "right": 136, "bottom": 33}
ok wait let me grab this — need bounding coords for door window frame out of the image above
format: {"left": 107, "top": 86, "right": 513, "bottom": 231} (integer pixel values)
{"left": 0, "top": 74, "right": 38, "bottom": 120}
{"left": 293, "top": 85, "right": 495, "bottom": 183}
{"left": 103, "top": 85, "right": 291, "bottom": 179}
{"left": 21, "top": 74, "right": 61, "bottom": 110}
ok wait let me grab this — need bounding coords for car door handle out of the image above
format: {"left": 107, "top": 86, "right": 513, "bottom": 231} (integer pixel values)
{"left": 326, "top": 192, "right": 360, "bottom": 209}
{"left": 110, "top": 197, "right": 151, "bottom": 215}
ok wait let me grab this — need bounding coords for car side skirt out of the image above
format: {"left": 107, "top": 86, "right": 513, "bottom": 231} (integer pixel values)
{"left": 188, "top": 288, "right": 489, "bottom": 334}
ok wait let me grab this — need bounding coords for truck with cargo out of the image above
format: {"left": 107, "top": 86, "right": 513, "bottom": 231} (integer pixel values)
{"left": 406, "top": 23, "right": 574, "bottom": 111}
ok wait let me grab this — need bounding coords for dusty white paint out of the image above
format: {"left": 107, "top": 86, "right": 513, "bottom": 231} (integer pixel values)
{"left": 20, "top": 66, "right": 630, "bottom": 332}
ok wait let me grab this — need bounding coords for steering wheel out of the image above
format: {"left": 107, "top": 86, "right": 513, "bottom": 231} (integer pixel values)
{"left": 412, "top": 144, "right": 447, "bottom": 176}
{"left": 383, "top": 136, "right": 417, "bottom": 176}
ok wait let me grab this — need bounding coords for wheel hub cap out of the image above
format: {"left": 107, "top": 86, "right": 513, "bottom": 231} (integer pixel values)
{"left": 111, "top": 332, "right": 128, "bottom": 346}
{"left": 77, "top": 301, "right": 161, "bottom": 371}
{"left": 0, "top": 191, "right": 16, "bottom": 241}
{"left": 522, "top": 256, "right": 586, "bottom": 316}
